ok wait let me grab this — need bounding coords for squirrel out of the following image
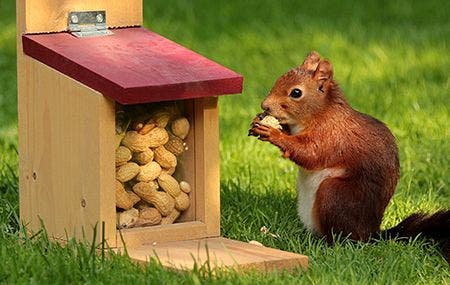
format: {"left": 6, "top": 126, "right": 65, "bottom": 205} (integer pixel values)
{"left": 249, "top": 51, "right": 450, "bottom": 262}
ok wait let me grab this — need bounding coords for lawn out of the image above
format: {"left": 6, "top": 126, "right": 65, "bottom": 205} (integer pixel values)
{"left": 1, "top": 0, "right": 449, "bottom": 284}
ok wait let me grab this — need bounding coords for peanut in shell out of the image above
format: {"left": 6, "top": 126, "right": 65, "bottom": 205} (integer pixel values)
{"left": 171, "top": 117, "right": 190, "bottom": 139}
{"left": 116, "top": 180, "right": 133, "bottom": 210}
{"left": 161, "top": 167, "right": 176, "bottom": 175}
{"left": 136, "top": 161, "right": 162, "bottom": 182}
{"left": 115, "top": 146, "right": 132, "bottom": 166}
{"left": 132, "top": 149, "right": 154, "bottom": 165}
{"left": 126, "top": 190, "right": 141, "bottom": 206}
{"left": 138, "top": 122, "right": 156, "bottom": 135}
{"left": 133, "top": 182, "right": 174, "bottom": 216}
{"left": 174, "top": 192, "right": 190, "bottom": 211}
{"left": 164, "top": 134, "right": 185, "bottom": 156}
{"left": 147, "top": 127, "right": 169, "bottom": 148}
{"left": 161, "top": 209, "right": 180, "bottom": 225}
{"left": 122, "top": 131, "right": 151, "bottom": 152}
{"left": 132, "top": 181, "right": 159, "bottom": 196}
{"left": 158, "top": 173, "right": 182, "bottom": 197}
{"left": 117, "top": 208, "right": 139, "bottom": 229}
{"left": 154, "top": 146, "right": 177, "bottom": 169}
{"left": 134, "top": 200, "right": 152, "bottom": 210}
{"left": 116, "top": 162, "right": 140, "bottom": 182}
{"left": 179, "top": 181, "right": 191, "bottom": 193}
{"left": 137, "top": 207, "right": 162, "bottom": 226}
{"left": 152, "top": 111, "right": 171, "bottom": 128}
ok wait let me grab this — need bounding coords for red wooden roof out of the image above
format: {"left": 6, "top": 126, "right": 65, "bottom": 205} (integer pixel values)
{"left": 22, "top": 27, "right": 243, "bottom": 104}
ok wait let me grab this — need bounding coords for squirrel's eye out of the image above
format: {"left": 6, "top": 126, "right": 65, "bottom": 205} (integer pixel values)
{"left": 289, "top": 88, "right": 302, "bottom": 99}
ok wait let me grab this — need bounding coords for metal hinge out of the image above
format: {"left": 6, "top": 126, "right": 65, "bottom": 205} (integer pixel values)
{"left": 68, "top": 11, "right": 113, "bottom": 38}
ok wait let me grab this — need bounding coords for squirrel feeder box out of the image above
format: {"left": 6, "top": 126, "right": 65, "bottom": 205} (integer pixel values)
{"left": 16, "top": 0, "right": 307, "bottom": 271}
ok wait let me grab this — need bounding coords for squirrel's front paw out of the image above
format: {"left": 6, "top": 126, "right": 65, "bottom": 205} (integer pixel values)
{"left": 248, "top": 113, "right": 265, "bottom": 136}
{"left": 250, "top": 124, "right": 284, "bottom": 144}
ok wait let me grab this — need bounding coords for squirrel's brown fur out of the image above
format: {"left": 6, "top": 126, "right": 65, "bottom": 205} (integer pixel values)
{"left": 250, "top": 51, "right": 450, "bottom": 261}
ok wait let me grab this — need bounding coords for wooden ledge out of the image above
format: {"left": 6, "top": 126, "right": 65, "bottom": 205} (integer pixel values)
{"left": 121, "top": 237, "right": 308, "bottom": 272}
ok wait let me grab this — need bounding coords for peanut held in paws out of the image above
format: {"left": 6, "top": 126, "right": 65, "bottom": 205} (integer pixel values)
{"left": 248, "top": 113, "right": 282, "bottom": 136}
{"left": 260, "top": 115, "right": 282, "bottom": 130}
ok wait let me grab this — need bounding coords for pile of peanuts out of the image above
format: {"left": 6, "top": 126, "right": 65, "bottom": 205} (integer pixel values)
{"left": 115, "top": 103, "right": 192, "bottom": 229}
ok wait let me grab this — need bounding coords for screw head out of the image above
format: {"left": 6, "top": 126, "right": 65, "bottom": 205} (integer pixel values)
{"left": 70, "top": 14, "right": 79, "bottom": 24}
{"left": 81, "top": 199, "right": 86, "bottom": 208}
{"left": 96, "top": 14, "right": 104, "bottom": 23}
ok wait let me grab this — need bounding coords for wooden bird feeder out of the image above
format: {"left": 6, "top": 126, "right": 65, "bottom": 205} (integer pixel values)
{"left": 17, "top": 0, "right": 308, "bottom": 271}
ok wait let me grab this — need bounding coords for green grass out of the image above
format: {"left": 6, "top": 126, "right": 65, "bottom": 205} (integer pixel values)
{"left": 1, "top": 0, "right": 449, "bottom": 284}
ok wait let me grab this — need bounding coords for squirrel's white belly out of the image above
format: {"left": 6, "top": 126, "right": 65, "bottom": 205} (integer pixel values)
{"left": 296, "top": 168, "right": 340, "bottom": 232}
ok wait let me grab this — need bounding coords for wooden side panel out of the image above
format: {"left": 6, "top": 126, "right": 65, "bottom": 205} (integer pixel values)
{"left": 195, "top": 97, "right": 220, "bottom": 236}
{"left": 17, "top": 56, "right": 116, "bottom": 246}
{"left": 17, "top": 0, "right": 142, "bottom": 34}
{"left": 124, "top": 237, "right": 308, "bottom": 272}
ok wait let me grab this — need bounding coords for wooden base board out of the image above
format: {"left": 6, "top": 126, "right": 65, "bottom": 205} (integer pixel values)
{"left": 120, "top": 237, "right": 308, "bottom": 272}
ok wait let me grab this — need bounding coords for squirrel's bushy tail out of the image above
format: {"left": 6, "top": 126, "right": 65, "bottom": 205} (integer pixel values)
{"left": 381, "top": 210, "right": 450, "bottom": 262}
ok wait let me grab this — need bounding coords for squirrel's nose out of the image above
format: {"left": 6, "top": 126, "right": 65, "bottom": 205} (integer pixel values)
{"left": 261, "top": 100, "right": 270, "bottom": 113}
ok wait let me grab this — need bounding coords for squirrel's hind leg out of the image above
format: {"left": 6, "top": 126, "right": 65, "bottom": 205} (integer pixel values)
{"left": 313, "top": 178, "right": 383, "bottom": 243}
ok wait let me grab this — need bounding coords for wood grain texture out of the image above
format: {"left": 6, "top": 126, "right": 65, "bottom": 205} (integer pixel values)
{"left": 117, "top": 222, "right": 208, "bottom": 247}
{"left": 123, "top": 237, "right": 308, "bottom": 272}
{"left": 195, "top": 97, "right": 221, "bottom": 236}
{"left": 22, "top": 27, "right": 244, "bottom": 105}
{"left": 18, "top": 0, "right": 116, "bottom": 247}
{"left": 17, "top": 56, "right": 117, "bottom": 246}
{"left": 17, "top": 0, "right": 142, "bottom": 34}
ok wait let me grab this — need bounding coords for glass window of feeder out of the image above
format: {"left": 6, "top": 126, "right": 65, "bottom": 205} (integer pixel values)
{"left": 114, "top": 100, "right": 195, "bottom": 229}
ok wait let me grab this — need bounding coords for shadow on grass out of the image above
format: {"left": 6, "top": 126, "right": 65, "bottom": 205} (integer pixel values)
{"left": 219, "top": 175, "right": 330, "bottom": 256}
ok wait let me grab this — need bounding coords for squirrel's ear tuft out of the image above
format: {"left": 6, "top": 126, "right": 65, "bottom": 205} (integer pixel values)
{"left": 300, "top": 51, "right": 321, "bottom": 73}
{"left": 313, "top": 60, "right": 333, "bottom": 82}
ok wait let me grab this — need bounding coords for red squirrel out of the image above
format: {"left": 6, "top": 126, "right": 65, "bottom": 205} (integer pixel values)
{"left": 249, "top": 51, "right": 450, "bottom": 261}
